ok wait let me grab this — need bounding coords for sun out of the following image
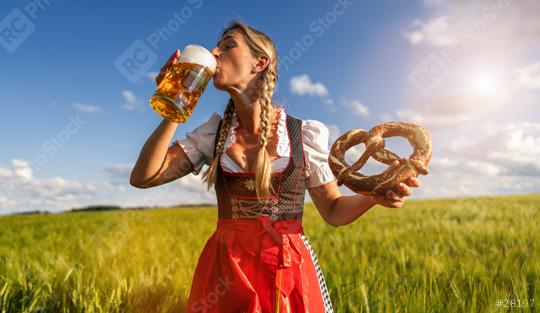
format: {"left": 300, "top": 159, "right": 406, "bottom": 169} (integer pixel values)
{"left": 467, "top": 70, "right": 501, "bottom": 95}
{"left": 472, "top": 73, "right": 497, "bottom": 93}
{"left": 452, "top": 63, "right": 512, "bottom": 112}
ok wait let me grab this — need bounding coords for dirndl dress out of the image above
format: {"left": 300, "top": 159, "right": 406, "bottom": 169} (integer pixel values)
{"left": 184, "top": 114, "right": 334, "bottom": 313}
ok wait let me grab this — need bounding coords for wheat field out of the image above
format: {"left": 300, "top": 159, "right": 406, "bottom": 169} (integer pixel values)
{"left": 1, "top": 194, "right": 539, "bottom": 312}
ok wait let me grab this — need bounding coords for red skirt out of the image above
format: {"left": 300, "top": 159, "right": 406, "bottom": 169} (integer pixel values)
{"left": 184, "top": 216, "right": 333, "bottom": 313}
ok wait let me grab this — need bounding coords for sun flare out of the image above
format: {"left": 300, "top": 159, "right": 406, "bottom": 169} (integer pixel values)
{"left": 467, "top": 70, "right": 500, "bottom": 96}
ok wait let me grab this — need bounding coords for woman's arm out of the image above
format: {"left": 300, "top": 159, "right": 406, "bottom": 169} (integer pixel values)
{"left": 130, "top": 49, "right": 198, "bottom": 188}
{"left": 301, "top": 119, "right": 424, "bottom": 226}
{"left": 308, "top": 181, "right": 376, "bottom": 227}
{"left": 308, "top": 161, "right": 421, "bottom": 227}
{"left": 129, "top": 118, "right": 194, "bottom": 188}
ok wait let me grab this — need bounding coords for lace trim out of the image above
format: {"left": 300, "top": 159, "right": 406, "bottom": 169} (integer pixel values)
{"left": 224, "top": 110, "right": 239, "bottom": 150}
{"left": 275, "top": 106, "right": 290, "bottom": 157}
{"left": 224, "top": 106, "right": 288, "bottom": 157}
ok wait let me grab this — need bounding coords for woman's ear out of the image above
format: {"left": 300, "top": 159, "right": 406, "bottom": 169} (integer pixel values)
{"left": 252, "top": 55, "right": 270, "bottom": 73}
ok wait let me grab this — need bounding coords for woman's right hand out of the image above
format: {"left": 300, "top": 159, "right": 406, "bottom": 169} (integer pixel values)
{"left": 155, "top": 49, "right": 181, "bottom": 86}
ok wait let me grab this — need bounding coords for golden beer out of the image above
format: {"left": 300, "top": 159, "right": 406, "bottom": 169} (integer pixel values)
{"left": 150, "top": 45, "right": 216, "bottom": 123}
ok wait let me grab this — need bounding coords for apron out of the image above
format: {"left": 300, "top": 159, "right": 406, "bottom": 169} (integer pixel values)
{"left": 184, "top": 113, "right": 334, "bottom": 313}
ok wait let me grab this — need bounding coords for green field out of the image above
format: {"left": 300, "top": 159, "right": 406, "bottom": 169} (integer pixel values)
{"left": 1, "top": 194, "right": 539, "bottom": 313}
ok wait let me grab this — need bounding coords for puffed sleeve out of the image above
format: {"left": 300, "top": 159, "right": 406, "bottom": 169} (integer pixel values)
{"left": 172, "top": 112, "right": 221, "bottom": 175}
{"left": 302, "top": 120, "right": 337, "bottom": 188}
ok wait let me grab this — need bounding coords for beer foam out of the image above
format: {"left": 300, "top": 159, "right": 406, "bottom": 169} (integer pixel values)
{"left": 179, "top": 45, "right": 217, "bottom": 74}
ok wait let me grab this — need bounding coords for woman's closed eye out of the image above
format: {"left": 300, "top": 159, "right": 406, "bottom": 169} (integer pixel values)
{"left": 221, "top": 41, "right": 236, "bottom": 50}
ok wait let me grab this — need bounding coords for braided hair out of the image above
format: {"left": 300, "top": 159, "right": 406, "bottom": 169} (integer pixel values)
{"left": 202, "top": 21, "right": 279, "bottom": 199}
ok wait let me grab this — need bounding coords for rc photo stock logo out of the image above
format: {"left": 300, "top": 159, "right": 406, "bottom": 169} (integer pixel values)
{"left": 0, "top": 9, "right": 34, "bottom": 52}
{"left": 0, "top": 1, "right": 53, "bottom": 52}
{"left": 408, "top": 53, "right": 452, "bottom": 97}
{"left": 114, "top": 0, "right": 203, "bottom": 83}
{"left": 407, "top": 0, "right": 510, "bottom": 97}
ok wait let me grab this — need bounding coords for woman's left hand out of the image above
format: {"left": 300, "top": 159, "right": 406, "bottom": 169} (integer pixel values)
{"left": 368, "top": 159, "right": 423, "bottom": 208}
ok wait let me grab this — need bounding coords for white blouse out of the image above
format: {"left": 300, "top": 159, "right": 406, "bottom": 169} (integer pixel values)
{"left": 173, "top": 107, "right": 336, "bottom": 188}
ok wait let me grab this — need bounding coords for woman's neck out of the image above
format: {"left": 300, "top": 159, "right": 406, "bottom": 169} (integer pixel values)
{"left": 230, "top": 90, "right": 276, "bottom": 135}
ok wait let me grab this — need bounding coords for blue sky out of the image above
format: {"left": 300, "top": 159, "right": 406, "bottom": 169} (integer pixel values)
{"left": 1, "top": 0, "right": 539, "bottom": 214}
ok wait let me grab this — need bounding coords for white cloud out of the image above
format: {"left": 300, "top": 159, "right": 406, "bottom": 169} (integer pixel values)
{"left": 146, "top": 71, "right": 159, "bottom": 81}
{"left": 411, "top": 121, "right": 540, "bottom": 198}
{"left": 12, "top": 159, "right": 33, "bottom": 180}
{"left": 447, "top": 122, "right": 540, "bottom": 176}
{"left": 123, "top": 90, "right": 137, "bottom": 103}
{"left": 0, "top": 158, "right": 218, "bottom": 215}
{"left": 325, "top": 119, "right": 540, "bottom": 200}
{"left": 405, "top": 31, "right": 424, "bottom": 45}
{"left": 402, "top": 3, "right": 540, "bottom": 130}
{"left": 102, "top": 163, "right": 133, "bottom": 181}
{"left": 404, "top": 16, "right": 456, "bottom": 46}
{"left": 405, "top": 0, "right": 540, "bottom": 49}
{"left": 289, "top": 75, "right": 329, "bottom": 97}
{"left": 342, "top": 99, "right": 369, "bottom": 117}
{"left": 428, "top": 156, "right": 459, "bottom": 171}
{"left": 0, "top": 159, "right": 99, "bottom": 214}
{"left": 0, "top": 195, "right": 9, "bottom": 205}
{"left": 72, "top": 102, "right": 103, "bottom": 113}
{"left": 514, "top": 62, "right": 540, "bottom": 90}
{"left": 393, "top": 109, "right": 468, "bottom": 130}
{"left": 403, "top": 0, "right": 539, "bottom": 115}
{"left": 417, "top": 173, "right": 540, "bottom": 199}
{"left": 175, "top": 172, "right": 215, "bottom": 196}
{"left": 422, "top": 0, "right": 445, "bottom": 8}
{"left": 379, "top": 80, "right": 515, "bottom": 130}
{"left": 378, "top": 113, "right": 393, "bottom": 122}
{"left": 322, "top": 98, "right": 336, "bottom": 111}
{"left": 327, "top": 124, "right": 341, "bottom": 145}
{"left": 122, "top": 90, "right": 144, "bottom": 111}
{"left": 100, "top": 162, "right": 211, "bottom": 198}
{"left": 463, "top": 160, "right": 500, "bottom": 177}
{"left": 0, "top": 165, "right": 12, "bottom": 178}
{"left": 412, "top": 121, "right": 540, "bottom": 199}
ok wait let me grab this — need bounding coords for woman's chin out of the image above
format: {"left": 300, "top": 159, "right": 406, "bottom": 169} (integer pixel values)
{"left": 212, "top": 78, "right": 228, "bottom": 91}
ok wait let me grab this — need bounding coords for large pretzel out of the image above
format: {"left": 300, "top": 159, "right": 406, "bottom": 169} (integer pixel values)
{"left": 328, "top": 122, "right": 432, "bottom": 197}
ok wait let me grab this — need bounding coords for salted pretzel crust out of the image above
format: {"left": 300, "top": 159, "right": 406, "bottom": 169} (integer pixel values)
{"left": 328, "top": 122, "right": 432, "bottom": 197}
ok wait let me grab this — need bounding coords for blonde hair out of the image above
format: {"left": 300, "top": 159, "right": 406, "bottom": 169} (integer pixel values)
{"left": 202, "top": 21, "right": 279, "bottom": 198}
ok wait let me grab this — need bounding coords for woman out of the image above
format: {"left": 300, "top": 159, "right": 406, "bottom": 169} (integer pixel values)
{"left": 130, "top": 21, "right": 423, "bottom": 313}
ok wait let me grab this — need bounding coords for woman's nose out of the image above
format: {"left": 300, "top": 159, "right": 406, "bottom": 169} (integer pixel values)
{"left": 211, "top": 47, "right": 220, "bottom": 59}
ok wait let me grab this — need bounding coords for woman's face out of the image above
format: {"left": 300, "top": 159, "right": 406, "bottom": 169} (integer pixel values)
{"left": 211, "top": 30, "right": 260, "bottom": 92}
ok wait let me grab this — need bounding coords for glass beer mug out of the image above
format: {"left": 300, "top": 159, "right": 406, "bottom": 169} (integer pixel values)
{"left": 150, "top": 45, "right": 217, "bottom": 123}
